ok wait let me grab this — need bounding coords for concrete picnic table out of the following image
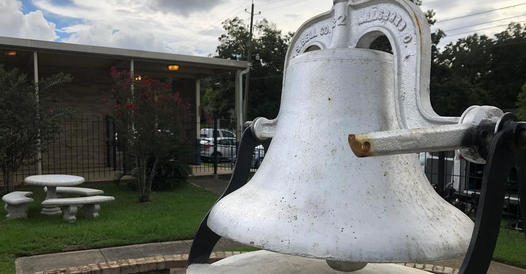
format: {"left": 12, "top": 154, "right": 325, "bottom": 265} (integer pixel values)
{"left": 24, "top": 174, "right": 85, "bottom": 215}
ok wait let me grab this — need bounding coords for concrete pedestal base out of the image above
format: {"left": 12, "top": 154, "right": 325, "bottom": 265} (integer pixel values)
{"left": 41, "top": 207, "right": 62, "bottom": 215}
{"left": 187, "top": 251, "right": 430, "bottom": 274}
{"left": 4, "top": 203, "right": 30, "bottom": 219}
{"left": 41, "top": 186, "right": 62, "bottom": 215}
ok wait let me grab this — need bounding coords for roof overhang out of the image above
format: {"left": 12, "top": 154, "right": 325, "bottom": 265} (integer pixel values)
{"left": 0, "top": 36, "right": 248, "bottom": 78}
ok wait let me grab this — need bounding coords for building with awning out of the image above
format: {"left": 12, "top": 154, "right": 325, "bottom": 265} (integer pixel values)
{"left": 0, "top": 36, "right": 248, "bottom": 184}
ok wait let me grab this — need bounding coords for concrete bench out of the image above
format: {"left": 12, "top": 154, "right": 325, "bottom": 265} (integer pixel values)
{"left": 2, "top": 191, "right": 34, "bottom": 219}
{"left": 41, "top": 195, "right": 115, "bottom": 223}
{"left": 44, "top": 186, "right": 104, "bottom": 196}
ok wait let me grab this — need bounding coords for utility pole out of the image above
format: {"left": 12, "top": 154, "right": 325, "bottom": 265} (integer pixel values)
{"left": 243, "top": 0, "right": 260, "bottom": 121}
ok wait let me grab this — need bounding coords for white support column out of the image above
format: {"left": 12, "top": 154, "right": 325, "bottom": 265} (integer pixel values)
{"left": 130, "top": 59, "right": 135, "bottom": 131}
{"left": 130, "top": 59, "right": 135, "bottom": 98}
{"left": 195, "top": 78, "right": 201, "bottom": 138}
{"left": 34, "top": 51, "right": 42, "bottom": 175}
{"left": 235, "top": 69, "right": 245, "bottom": 139}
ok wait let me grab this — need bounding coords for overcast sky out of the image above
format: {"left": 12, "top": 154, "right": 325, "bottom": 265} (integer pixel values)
{"left": 0, "top": 0, "right": 525, "bottom": 56}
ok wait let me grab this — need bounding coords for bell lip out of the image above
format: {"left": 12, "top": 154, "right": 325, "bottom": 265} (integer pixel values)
{"left": 207, "top": 193, "right": 473, "bottom": 263}
{"left": 211, "top": 234, "right": 470, "bottom": 264}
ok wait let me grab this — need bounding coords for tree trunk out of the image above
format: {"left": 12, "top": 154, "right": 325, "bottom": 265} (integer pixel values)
{"left": 146, "top": 157, "right": 159, "bottom": 195}
{"left": 135, "top": 156, "right": 160, "bottom": 203}
{"left": 137, "top": 157, "right": 153, "bottom": 203}
{"left": 139, "top": 192, "right": 150, "bottom": 203}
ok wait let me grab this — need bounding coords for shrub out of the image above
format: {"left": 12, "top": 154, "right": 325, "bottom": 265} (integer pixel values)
{"left": 108, "top": 67, "right": 189, "bottom": 202}
{"left": 152, "top": 160, "right": 191, "bottom": 190}
{"left": 0, "top": 66, "right": 71, "bottom": 192}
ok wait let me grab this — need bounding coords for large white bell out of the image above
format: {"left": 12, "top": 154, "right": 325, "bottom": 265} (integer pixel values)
{"left": 207, "top": 47, "right": 473, "bottom": 263}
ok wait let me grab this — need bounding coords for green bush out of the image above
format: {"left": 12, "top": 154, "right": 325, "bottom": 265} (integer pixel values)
{"left": 152, "top": 160, "right": 191, "bottom": 190}
{"left": 108, "top": 67, "right": 189, "bottom": 202}
{"left": 121, "top": 159, "right": 190, "bottom": 191}
{"left": 0, "top": 65, "right": 71, "bottom": 192}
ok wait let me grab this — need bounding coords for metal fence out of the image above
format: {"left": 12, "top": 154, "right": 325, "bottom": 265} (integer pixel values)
{"left": 0, "top": 117, "right": 255, "bottom": 188}
{"left": 1, "top": 116, "right": 122, "bottom": 188}
{"left": 420, "top": 151, "right": 522, "bottom": 229}
{"left": 192, "top": 119, "right": 264, "bottom": 175}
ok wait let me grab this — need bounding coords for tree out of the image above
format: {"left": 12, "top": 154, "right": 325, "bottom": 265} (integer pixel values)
{"left": 204, "top": 17, "right": 292, "bottom": 120}
{"left": 202, "top": 78, "right": 235, "bottom": 119}
{"left": 488, "top": 23, "right": 526, "bottom": 109}
{"left": 0, "top": 66, "right": 71, "bottom": 193}
{"left": 109, "top": 67, "right": 188, "bottom": 202}
{"left": 249, "top": 19, "right": 292, "bottom": 119}
{"left": 431, "top": 34, "right": 495, "bottom": 115}
{"left": 435, "top": 22, "right": 526, "bottom": 115}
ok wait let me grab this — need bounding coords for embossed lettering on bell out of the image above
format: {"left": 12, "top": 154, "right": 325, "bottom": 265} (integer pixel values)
{"left": 187, "top": 0, "right": 509, "bottom": 273}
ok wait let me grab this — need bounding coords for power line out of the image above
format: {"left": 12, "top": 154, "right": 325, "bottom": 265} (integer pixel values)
{"left": 447, "top": 20, "right": 526, "bottom": 38}
{"left": 441, "top": 40, "right": 526, "bottom": 50}
{"left": 443, "top": 13, "right": 526, "bottom": 33}
{"left": 223, "top": 2, "right": 249, "bottom": 21}
{"left": 437, "top": 2, "right": 526, "bottom": 24}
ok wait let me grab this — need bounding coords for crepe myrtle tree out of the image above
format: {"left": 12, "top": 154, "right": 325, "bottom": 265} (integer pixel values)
{"left": 109, "top": 67, "right": 189, "bottom": 202}
{"left": 0, "top": 65, "right": 71, "bottom": 193}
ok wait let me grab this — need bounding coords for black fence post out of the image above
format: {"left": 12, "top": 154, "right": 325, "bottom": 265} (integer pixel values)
{"left": 112, "top": 119, "right": 119, "bottom": 171}
{"left": 105, "top": 116, "right": 111, "bottom": 168}
{"left": 438, "top": 151, "right": 446, "bottom": 197}
{"left": 213, "top": 119, "right": 218, "bottom": 175}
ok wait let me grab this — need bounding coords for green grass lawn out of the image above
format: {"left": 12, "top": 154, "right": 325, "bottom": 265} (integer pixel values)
{"left": 0, "top": 182, "right": 218, "bottom": 274}
{"left": 494, "top": 224, "right": 526, "bottom": 268}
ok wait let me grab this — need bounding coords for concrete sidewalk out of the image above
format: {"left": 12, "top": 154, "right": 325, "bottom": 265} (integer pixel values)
{"left": 15, "top": 239, "right": 245, "bottom": 274}
{"left": 429, "top": 257, "right": 526, "bottom": 274}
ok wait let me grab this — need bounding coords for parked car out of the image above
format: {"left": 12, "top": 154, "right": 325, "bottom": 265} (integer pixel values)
{"left": 229, "top": 144, "right": 266, "bottom": 168}
{"left": 200, "top": 128, "right": 236, "bottom": 140}
{"left": 252, "top": 145, "right": 265, "bottom": 168}
{"left": 200, "top": 136, "right": 266, "bottom": 168}
{"left": 200, "top": 137, "right": 238, "bottom": 162}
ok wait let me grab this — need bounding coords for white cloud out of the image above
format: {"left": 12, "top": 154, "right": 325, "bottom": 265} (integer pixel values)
{"left": 2, "top": 0, "right": 524, "bottom": 56}
{"left": 62, "top": 23, "right": 165, "bottom": 52}
{"left": 0, "top": 0, "right": 57, "bottom": 40}
{"left": 31, "top": 0, "right": 240, "bottom": 55}
{"left": 151, "top": 0, "right": 227, "bottom": 16}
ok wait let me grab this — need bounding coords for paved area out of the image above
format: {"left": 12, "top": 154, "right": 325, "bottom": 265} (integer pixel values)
{"left": 428, "top": 257, "right": 526, "bottom": 274}
{"left": 15, "top": 239, "right": 245, "bottom": 274}
{"left": 189, "top": 175, "right": 233, "bottom": 195}
{"left": 190, "top": 166, "right": 233, "bottom": 177}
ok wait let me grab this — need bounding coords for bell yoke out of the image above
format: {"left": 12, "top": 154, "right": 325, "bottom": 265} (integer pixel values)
{"left": 187, "top": 0, "right": 526, "bottom": 273}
